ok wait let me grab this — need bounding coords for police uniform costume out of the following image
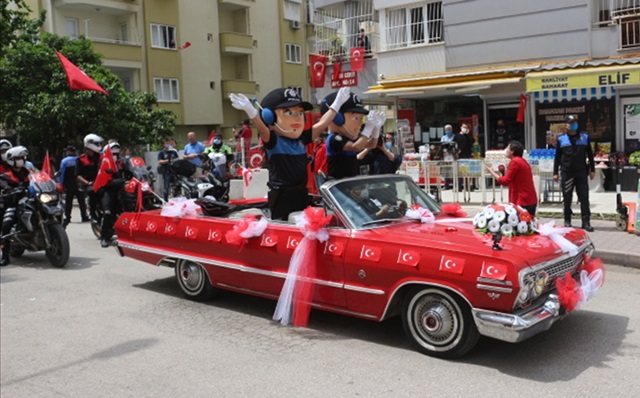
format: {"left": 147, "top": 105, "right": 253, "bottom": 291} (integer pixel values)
{"left": 260, "top": 88, "right": 314, "bottom": 221}
{"left": 553, "top": 115, "right": 595, "bottom": 230}
{"left": 76, "top": 151, "right": 101, "bottom": 220}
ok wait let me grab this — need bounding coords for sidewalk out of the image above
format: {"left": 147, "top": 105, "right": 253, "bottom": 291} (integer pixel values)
{"left": 439, "top": 189, "right": 640, "bottom": 268}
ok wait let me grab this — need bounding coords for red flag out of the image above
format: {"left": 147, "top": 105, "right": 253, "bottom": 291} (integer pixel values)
{"left": 309, "top": 54, "right": 327, "bottom": 88}
{"left": 93, "top": 146, "right": 117, "bottom": 192}
{"left": 350, "top": 47, "right": 365, "bottom": 71}
{"left": 439, "top": 254, "right": 465, "bottom": 274}
{"left": 178, "top": 41, "right": 191, "bottom": 50}
{"left": 204, "top": 130, "right": 216, "bottom": 146}
{"left": 331, "top": 61, "right": 342, "bottom": 81}
{"left": 480, "top": 262, "right": 508, "bottom": 280}
{"left": 516, "top": 93, "right": 527, "bottom": 123}
{"left": 55, "top": 51, "right": 108, "bottom": 95}
{"left": 42, "top": 150, "right": 53, "bottom": 178}
{"left": 397, "top": 249, "right": 420, "bottom": 267}
{"left": 324, "top": 240, "right": 344, "bottom": 256}
{"left": 360, "top": 244, "right": 381, "bottom": 262}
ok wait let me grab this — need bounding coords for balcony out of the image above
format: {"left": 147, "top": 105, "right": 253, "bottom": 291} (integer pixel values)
{"left": 93, "top": 41, "right": 142, "bottom": 63}
{"left": 218, "top": 0, "right": 252, "bottom": 10}
{"left": 222, "top": 79, "right": 256, "bottom": 97}
{"left": 220, "top": 32, "right": 253, "bottom": 55}
{"left": 55, "top": 0, "right": 139, "bottom": 14}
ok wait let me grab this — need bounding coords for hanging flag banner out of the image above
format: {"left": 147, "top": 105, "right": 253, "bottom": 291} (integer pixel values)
{"left": 332, "top": 61, "right": 342, "bottom": 81}
{"left": 350, "top": 47, "right": 365, "bottom": 71}
{"left": 55, "top": 50, "right": 108, "bottom": 95}
{"left": 309, "top": 54, "right": 327, "bottom": 88}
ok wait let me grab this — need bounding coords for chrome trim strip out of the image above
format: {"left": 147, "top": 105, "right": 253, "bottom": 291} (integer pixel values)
{"left": 476, "top": 284, "right": 513, "bottom": 293}
{"left": 476, "top": 277, "right": 513, "bottom": 286}
{"left": 343, "top": 284, "right": 385, "bottom": 295}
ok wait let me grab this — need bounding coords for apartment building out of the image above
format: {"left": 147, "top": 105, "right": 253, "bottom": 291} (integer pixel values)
{"left": 310, "top": 0, "right": 640, "bottom": 156}
{"left": 25, "top": 0, "right": 309, "bottom": 144}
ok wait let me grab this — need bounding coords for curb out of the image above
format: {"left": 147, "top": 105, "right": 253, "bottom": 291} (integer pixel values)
{"left": 594, "top": 250, "right": 640, "bottom": 269}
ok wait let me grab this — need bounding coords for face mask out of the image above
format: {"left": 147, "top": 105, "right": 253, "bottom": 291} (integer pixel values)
{"left": 359, "top": 188, "right": 369, "bottom": 200}
{"left": 14, "top": 159, "right": 25, "bottom": 168}
{"left": 569, "top": 122, "right": 578, "bottom": 131}
{"left": 385, "top": 142, "right": 392, "bottom": 149}
{"left": 445, "top": 130, "right": 452, "bottom": 135}
{"left": 213, "top": 139, "right": 221, "bottom": 145}
{"left": 461, "top": 127, "right": 469, "bottom": 134}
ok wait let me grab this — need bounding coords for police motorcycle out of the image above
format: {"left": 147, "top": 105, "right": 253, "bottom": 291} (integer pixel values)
{"left": 91, "top": 155, "right": 162, "bottom": 239}
{"left": 170, "top": 152, "right": 230, "bottom": 202}
{"left": 1, "top": 171, "right": 70, "bottom": 268}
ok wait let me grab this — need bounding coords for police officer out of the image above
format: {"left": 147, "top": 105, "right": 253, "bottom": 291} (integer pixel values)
{"left": 553, "top": 115, "right": 596, "bottom": 231}
{"left": 76, "top": 134, "right": 103, "bottom": 222}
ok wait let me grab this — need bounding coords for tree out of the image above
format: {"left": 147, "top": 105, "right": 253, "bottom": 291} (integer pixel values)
{"left": 0, "top": 0, "right": 45, "bottom": 55}
{"left": 0, "top": 2, "right": 175, "bottom": 164}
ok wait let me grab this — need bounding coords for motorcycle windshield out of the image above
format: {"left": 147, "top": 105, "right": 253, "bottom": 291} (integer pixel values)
{"left": 29, "top": 171, "right": 56, "bottom": 193}
{"left": 126, "top": 157, "right": 151, "bottom": 182}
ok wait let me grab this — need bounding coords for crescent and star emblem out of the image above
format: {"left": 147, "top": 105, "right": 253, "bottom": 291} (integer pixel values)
{"left": 353, "top": 50, "right": 361, "bottom": 58}
{"left": 328, "top": 244, "right": 337, "bottom": 253}
{"left": 402, "top": 253, "right": 412, "bottom": 262}
{"left": 365, "top": 249, "right": 374, "bottom": 258}
{"left": 486, "top": 265, "right": 497, "bottom": 275}
{"left": 444, "top": 259, "right": 455, "bottom": 269}
{"left": 265, "top": 236, "right": 274, "bottom": 245}
{"left": 186, "top": 227, "right": 195, "bottom": 237}
{"left": 313, "top": 61, "right": 324, "bottom": 77}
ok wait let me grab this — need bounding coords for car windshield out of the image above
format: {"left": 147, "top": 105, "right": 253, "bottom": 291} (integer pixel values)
{"left": 325, "top": 175, "right": 441, "bottom": 229}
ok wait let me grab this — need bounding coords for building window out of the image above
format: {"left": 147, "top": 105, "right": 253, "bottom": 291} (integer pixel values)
{"left": 153, "top": 78, "right": 179, "bottom": 102}
{"left": 283, "top": 0, "right": 302, "bottom": 22}
{"left": 151, "top": 24, "right": 176, "bottom": 49}
{"left": 285, "top": 43, "right": 302, "bottom": 63}
{"left": 384, "top": 1, "right": 443, "bottom": 50}
{"left": 66, "top": 18, "right": 78, "bottom": 38}
{"left": 620, "top": 16, "right": 640, "bottom": 48}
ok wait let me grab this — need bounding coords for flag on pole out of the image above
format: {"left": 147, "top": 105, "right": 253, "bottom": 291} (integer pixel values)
{"left": 309, "top": 54, "right": 327, "bottom": 88}
{"left": 350, "top": 47, "right": 365, "bottom": 71}
{"left": 55, "top": 51, "right": 108, "bottom": 95}
{"left": 93, "top": 146, "right": 117, "bottom": 192}
{"left": 42, "top": 150, "right": 54, "bottom": 178}
{"left": 516, "top": 93, "right": 528, "bottom": 123}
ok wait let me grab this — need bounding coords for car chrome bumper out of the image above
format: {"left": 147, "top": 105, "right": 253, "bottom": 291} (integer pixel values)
{"left": 471, "top": 294, "right": 564, "bottom": 343}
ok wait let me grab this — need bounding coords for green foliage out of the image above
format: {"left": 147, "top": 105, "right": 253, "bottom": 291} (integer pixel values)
{"left": 0, "top": 0, "right": 45, "bottom": 55}
{"left": 629, "top": 151, "right": 640, "bottom": 167}
{"left": 1, "top": 28, "right": 175, "bottom": 163}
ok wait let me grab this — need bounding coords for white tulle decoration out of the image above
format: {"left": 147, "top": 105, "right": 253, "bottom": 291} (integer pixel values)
{"left": 405, "top": 207, "right": 435, "bottom": 223}
{"left": 534, "top": 220, "right": 578, "bottom": 255}
{"left": 579, "top": 269, "right": 604, "bottom": 304}
{"left": 160, "top": 197, "right": 200, "bottom": 217}
{"left": 239, "top": 217, "right": 268, "bottom": 239}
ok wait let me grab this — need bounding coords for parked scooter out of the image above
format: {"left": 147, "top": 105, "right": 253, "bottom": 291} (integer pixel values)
{"left": 1, "top": 171, "right": 70, "bottom": 267}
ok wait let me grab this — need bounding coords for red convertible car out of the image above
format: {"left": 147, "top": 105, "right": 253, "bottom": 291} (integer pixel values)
{"left": 115, "top": 174, "right": 596, "bottom": 358}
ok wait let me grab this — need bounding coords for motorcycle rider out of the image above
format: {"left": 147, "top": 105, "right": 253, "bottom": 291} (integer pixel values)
{"left": 97, "top": 141, "right": 125, "bottom": 248}
{"left": 204, "top": 132, "right": 234, "bottom": 168}
{"left": 76, "top": 134, "right": 103, "bottom": 222}
{"left": 0, "top": 146, "right": 32, "bottom": 266}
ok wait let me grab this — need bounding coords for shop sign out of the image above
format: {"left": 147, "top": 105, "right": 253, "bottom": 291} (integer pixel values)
{"left": 527, "top": 67, "right": 640, "bottom": 91}
{"left": 331, "top": 71, "right": 358, "bottom": 88}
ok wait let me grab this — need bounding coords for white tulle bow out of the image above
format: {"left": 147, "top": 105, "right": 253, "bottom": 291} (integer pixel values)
{"left": 580, "top": 269, "right": 604, "bottom": 303}
{"left": 534, "top": 220, "right": 578, "bottom": 256}
{"left": 405, "top": 207, "right": 435, "bottom": 223}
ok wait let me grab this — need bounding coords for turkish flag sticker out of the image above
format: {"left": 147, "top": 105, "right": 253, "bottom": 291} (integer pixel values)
{"left": 130, "top": 219, "right": 140, "bottom": 231}
{"left": 164, "top": 223, "right": 176, "bottom": 236}
{"left": 480, "top": 262, "right": 508, "bottom": 280}
{"left": 286, "top": 236, "right": 300, "bottom": 250}
{"left": 185, "top": 226, "right": 198, "bottom": 239}
{"left": 360, "top": 245, "right": 381, "bottom": 262}
{"left": 261, "top": 234, "right": 278, "bottom": 247}
{"left": 324, "top": 240, "right": 344, "bottom": 257}
{"left": 397, "top": 249, "right": 420, "bottom": 267}
{"left": 146, "top": 221, "right": 158, "bottom": 233}
{"left": 208, "top": 229, "right": 222, "bottom": 242}
{"left": 439, "top": 255, "right": 465, "bottom": 274}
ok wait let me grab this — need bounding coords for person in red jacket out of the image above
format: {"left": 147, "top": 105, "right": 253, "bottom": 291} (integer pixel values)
{"left": 485, "top": 140, "right": 538, "bottom": 216}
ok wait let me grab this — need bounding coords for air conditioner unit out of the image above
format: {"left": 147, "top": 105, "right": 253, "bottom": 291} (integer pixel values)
{"left": 291, "top": 20, "right": 301, "bottom": 30}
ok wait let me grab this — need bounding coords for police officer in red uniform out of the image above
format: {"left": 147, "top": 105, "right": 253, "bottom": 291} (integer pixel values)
{"left": 0, "top": 146, "right": 32, "bottom": 266}
{"left": 75, "top": 134, "right": 103, "bottom": 222}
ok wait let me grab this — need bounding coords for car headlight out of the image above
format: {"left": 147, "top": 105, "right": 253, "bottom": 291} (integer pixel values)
{"left": 39, "top": 193, "right": 58, "bottom": 204}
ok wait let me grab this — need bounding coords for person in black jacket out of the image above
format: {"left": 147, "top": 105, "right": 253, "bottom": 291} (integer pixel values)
{"left": 553, "top": 115, "right": 596, "bottom": 231}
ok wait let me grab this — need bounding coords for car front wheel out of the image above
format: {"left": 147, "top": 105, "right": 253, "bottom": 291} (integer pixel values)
{"left": 175, "top": 260, "right": 216, "bottom": 301}
{"left": 402, "top": 287, "right": 479, "bottom": 359}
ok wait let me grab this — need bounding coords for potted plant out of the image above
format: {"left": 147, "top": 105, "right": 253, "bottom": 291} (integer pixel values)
{"left": 629, "top": 151, "right": 640, "bottom": 167}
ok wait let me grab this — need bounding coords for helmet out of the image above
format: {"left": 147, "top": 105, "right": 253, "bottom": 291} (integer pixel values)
{"left": 104, "top": 141, "right": 120, "bottom": 155}
{"left": 83, "top": 133, "right": 104, "bottom": 153}
{"left": 0, "top": 139, "right": 13, "bottom": 161}
{"left": 5, "top": 145, "right": 28, "bottom": 168}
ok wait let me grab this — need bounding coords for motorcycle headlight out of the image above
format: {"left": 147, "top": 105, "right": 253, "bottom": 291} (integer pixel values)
{"left": 39, "top": 193, "right": 58, "bottom": 204}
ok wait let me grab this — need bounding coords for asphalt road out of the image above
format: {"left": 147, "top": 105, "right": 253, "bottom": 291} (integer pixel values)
{"left": 1, "top": 221, "right": 640, "bottom": 397}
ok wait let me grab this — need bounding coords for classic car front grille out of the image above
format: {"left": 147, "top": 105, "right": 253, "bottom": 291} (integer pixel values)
{"left": 520, "top": 247, "right": 587, "bottom": 298}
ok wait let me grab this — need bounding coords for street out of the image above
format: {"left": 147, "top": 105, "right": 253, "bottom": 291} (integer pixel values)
{"left": 1, "top": 220, "right": 640, "bottom": 398}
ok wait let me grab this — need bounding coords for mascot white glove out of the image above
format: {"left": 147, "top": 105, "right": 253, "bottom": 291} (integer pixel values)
{"left": 330, "top": 87, "right": 351, "bottom": 113}
{"left": 230, "top": 93, "right": 258, "bottom": 120}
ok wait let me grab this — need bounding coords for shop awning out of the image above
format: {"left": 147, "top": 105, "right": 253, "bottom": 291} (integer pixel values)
{"left": 533, "top": 86, "right": 616, "bottom": 103}
{"left": 526, "top": 64, "right": 640, "bottom": 92}
{"left": 364, "top": 76, "right": 523, "bottom": 97}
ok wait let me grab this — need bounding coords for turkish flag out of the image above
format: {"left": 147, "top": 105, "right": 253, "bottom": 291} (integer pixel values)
{"left": 309, "top": 54, "right": 327, "bottom": 88}
{"left": 480, "top": 262, "right": 508, "bottom": 280}
{"left": 286, "top": 236, "right": 300, "bottom": 250}
{"left": 516, "top": 93, "right": 527, "bottom": 123}
{"left": 397, "top": 249, "right": 420, "bottom": 267}
{"left": 324, "top": 240, "right": 344, "bottom": 256}
{"left": 261, "top": 233, "right": 278, "bottom": 247}
{"left": 439, "top": 255, "right": 465, "bottom": 274}
{"left": 360, "top": 244, "right": 381, "bottom": 262}
{"left": 350, "top": 47, "right": 365, "bottom": 71}
{"left": 164, "top": 223, "right": 176, "bottom": 236}
{"left": 332, "top": 61, "right": 342, "bottom": 81}
{"left": 208, "top": 229, "right": 222, "bottom": 242}
{"left": 146, "top": 221, "right": 158, "bottom": 233}
{"left": 55, "top": 51, "right": 108, "bottom": 95}
{"left": 42, "top": 150, "right": 53, "bottom": 178}
{"left": 185, "top": 226, "right": 198, "bottom": 239}
{"left": 93, "top": 146, "right": 117, "bottom": 192}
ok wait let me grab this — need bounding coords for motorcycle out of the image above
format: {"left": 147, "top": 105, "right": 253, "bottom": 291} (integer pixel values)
{"left": 170, "top": 153, "right": 230, "bottom": 202}
{"left": 1, "top": 171, "right": 70, "bottom": 268}
{"left": 91, "top": 156, "right": 162, "bottom": 239}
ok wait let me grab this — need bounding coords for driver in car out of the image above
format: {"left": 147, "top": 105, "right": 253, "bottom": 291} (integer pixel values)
{"left": 348, "top": 183, "right": 395, "bottom": 220}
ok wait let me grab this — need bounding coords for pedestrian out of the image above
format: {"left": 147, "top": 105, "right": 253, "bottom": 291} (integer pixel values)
{"left": 357, "top": 136, "right": 402, "bottom": 176}
{"left": 321, "top": 90, "right": 385, "bottom": 180}
{"left": 157, "top": 139, "right": 179, "bottom": 202}
{"left": 229, "top": 86, "right": 351, "bottom": 220}
{"left": 183, "top": 131, "right": 205, "bottom": 167}
{"left": 59, "top": 145, "right": 89, "bottom": 227}
{"left": 233, "top": 118, "right": 253, "bottom": 167}
{"left": 553, "top": 114, "right": 596, "bottom": 231}
{"left": 484, "top": 140, "right": 538, "bottom": 216}
{"left": 76, "top": 133, "right": 104, "bottom": 222}
{"left": 440, "top": 124, "right": 455, "bottom": 189}
{"left": 454, "top": 122, "right": 475, "bottom": 190}
{"left": 357, "top": 28, "right": 371, "bottom": 56}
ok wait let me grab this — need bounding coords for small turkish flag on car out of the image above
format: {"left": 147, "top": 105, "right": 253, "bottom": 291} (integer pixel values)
{"left": 439, "top": 255, "right": 465, "bottom": 274}
{"left": 480, "top": 262, "right": 508, "bottom": 280}
{"left": 360, "top": 244, "right": 381, "bottom": 262}
{"left": 397, "top": 249, "right": 420, "bottom": 267}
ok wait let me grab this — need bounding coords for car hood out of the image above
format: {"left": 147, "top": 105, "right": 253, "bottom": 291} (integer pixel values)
{"left": 363, "top": 217, "right": 591, "bottom": 266}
